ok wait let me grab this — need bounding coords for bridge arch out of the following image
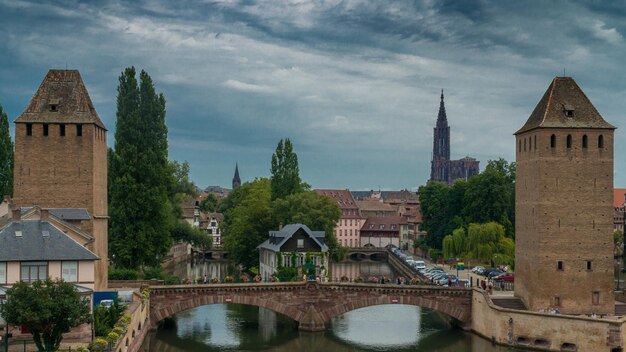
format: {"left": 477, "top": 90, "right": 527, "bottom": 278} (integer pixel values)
{"left": 149, "top": 282, "right": 471, "bottom": 331}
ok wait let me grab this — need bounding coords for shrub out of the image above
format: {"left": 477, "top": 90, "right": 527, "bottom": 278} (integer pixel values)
{"left": 94, "top": 301, "right": 125, "bottom": 337}
{"left": 108, "top": 268, "right": 139, "bottom": 280}
{"left": 106, "top": 331, "right": 119, "bottom": 345}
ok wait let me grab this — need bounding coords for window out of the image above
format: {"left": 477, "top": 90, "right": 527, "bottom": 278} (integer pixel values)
{"left": 62, "top": 261, "right": 78, "bottom": 282}
{"left": 76, "top": 124, "right": 82, "bottom": 136}
{"left": 554, "top": 296, "right": 560, "bottom": 307}
{"left": 523, "top": 138, "right": 526, "bottom": 151}
{"left": 528, "top": 137, "right": 531, "bottom": 150}
{"left": 598, "top": 135, "right": 604, "bottom": 148}
{"left": 550, "top": 134, "right": 556, "bottom": 148}
{"left": 50, "top": 104, "right": 58, "bottom": 112}
{"left": 566, "top": 135, "right": 572, "bottom": 149}
{"left": 557, "top": 261, "right": 563, "bottom": 271}
{"left": 26, "top": 123, "right": 32, "bottom": 136}
{"left": 592, "top": 291, "right": 600, "bottom": 305}
{"left": 60, "top": 124, "right": 65, "bottom": 137}
{"left": 43, "top": 124, "right": 49, "bottom": 136}
{"left": 582, "top": 135, "right": 588, "bottom": 149}
{"left": 534, "top": 135, "right": 537, "bottom": 150}
{"left": 0, "top": 262, "right": 6, "bottom": 284}
{"left": 518, "top": 140, "right": 521, "bottom": 152}
{"left": 21, "top": 262, "right": 47, "bottom": 282}
{"left": 587, "top": 261, "right": 592, "bottom": 271}
{"left": 297, "top": 239, "right": 304, "bottom": 249}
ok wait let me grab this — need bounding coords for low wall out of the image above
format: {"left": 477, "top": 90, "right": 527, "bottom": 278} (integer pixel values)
{"left": 110, "top": 291, "right": 150, "bottom": 352}
{"left": 108, "top": 280, "right": 164, "bottom": 289}
{"left": 472, "top": 289, "right": 625, "bottom": 351}
{"left": 387, "top": 251, "right": 419, "bottom": 279}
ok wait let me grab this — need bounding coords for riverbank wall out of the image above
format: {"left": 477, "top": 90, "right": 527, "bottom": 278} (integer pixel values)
{"left": 472, "top": 289, "right": 625, "bottom": 351}
{"left": 109, "top": 290, "right": 150, "bottom": 352}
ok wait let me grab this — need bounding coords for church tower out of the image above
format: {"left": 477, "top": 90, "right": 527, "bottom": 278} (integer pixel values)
{"left": 514, "top": 77, "right": 615, "bottom": 314}
{"left": 13, "top": 70, "right": 108, "bottom": 290}
{"left": 430, "top": 90, "right": 450, "bottom": 183}
{"left": 232, "top": 163, "right": 241, "bottom": 189}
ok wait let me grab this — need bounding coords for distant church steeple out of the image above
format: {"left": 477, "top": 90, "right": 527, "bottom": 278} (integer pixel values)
{"left": 430, "top": 89, "right": 451, "bottom": 183}
{"left": 232, "top": 163, "right": 241, "bottom": 189}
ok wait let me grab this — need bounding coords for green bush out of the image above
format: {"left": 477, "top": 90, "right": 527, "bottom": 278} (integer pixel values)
{"left": 108, "top": 268, "right": 139, "bottom": 280}
{"left": 142, "top": 266, "right": 164, "bottom": 280}
{"left": 94, "top": 301, "right": 125, "bottom": 337}
{"left": 275, "top": 267, "right": 298, "bottom": 282}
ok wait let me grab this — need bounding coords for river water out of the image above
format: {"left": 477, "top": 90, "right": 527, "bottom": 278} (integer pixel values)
{"left": 142, "top": 259, "right": 529, "bottom": 351}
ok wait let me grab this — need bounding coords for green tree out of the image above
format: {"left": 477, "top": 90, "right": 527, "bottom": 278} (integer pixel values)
{"left": 171, "top": 220, "right": 212, "bottom": 250}
{"left": 109, "top": 67, "right": 171, "bottom": 269}
{"left": 221, "top": 179, "right": 277, "bottom": 270}
{"left": 270, "top": 138, "right": 308, "bottom": 200}
{"left": 273, "top": 191, "right": 341, "bottom": 257}
{"left": 418, "top": 181, "right": 451, "bottom": 248}
{"left": 442, "top": 227, "right": 465, "bottom": 259}
{"left": 0, "top": 279, "right": 91, "bottom": 352}
{"left": 465, "top": 222, "right": 514, "bottom": 266}
{"left": 0, "top": 104, "right": 13, "bottom": 197}
{"left": 199, "top": 193, "right": 219, "bottom": 212}
{"left": 166, "top": 160, "right": 197, "bottom": 220}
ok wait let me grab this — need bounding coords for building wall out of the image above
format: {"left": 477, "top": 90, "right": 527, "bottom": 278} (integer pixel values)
{"left": 336, "top": 217, "right": 363, "bottom": 248}
{"left": 2, "top": 260, "right": 95, "bottom": 290}
{"left": 359, "top": 233, "right": 399, "bottom": 248}
{"left": 13, "top": 122, "right": 108, "bottom": 290}
{"left": 472, "top": 289, "right": 622, "bottom": 351}
{"left": 515, "top": 128, "right": 614, "bottom": 314}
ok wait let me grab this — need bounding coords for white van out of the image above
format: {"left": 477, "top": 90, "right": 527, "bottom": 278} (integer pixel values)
{"left": 414, "top": 261, "right": 426, "bottom": 270}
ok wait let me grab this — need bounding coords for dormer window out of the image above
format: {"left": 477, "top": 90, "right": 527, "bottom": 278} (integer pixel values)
{"left": 49, "top": 98, "right": 60, "bottom": 112}
{"left": 563, "top": 104, "right": 575, "bottom": 117}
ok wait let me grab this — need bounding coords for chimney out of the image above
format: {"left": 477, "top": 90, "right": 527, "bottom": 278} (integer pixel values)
{"left": 41, "top": 209, "right": 49, "bottom": 220}
{"left": 12, "top": 208, "right": 21, "bottom": 221}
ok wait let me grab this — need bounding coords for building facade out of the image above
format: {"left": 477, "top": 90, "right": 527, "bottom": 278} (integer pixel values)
{"left": 315, "top": 189, "right": 363, "bottom": 248}
{"left": 12, "top": 70, "right": 108, "bottom": 290}
{"left": 514, "top": 77, "right": 615, "bottom": 314}
{"left": 430, "top": 90, "right": 479, "bottom": 185}
{"left": 359, "top": 216, "right": 406, "bottom": 248}
{"left": 614, "top": 188, "right": 626, "bottom": 233}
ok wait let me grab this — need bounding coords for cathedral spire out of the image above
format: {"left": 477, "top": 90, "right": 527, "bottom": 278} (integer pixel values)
{"left": 436, "top": 89, "right": 448, "bottom": 127}
{"left": 232, "top": 163, "right": 241, "bottom": 189}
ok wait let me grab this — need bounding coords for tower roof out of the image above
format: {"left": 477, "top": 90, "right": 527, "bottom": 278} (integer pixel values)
{"left": 15, "top": 69, "right": 106, "bottom": 129}
{"left": 436, "top": 89, "right": 448, "bottom": 127}
{"left": 232, "top": 163, "right": 241, "bottom": 186}
{"left": 515, "top": 77, "right": 615, "bottom": 135}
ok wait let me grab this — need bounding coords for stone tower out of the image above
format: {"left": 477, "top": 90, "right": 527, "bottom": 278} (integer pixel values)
{"left": 514, "top": 77, "right": 615, "bottom": 314}
{"left": 430, "top": 90, "right": 450, "bottom": 183}
{"left": 13, "top": 70, "right": 108, "bottom": 290}
{"left": 232, "top": 163, "right": 241, "bottom": 189}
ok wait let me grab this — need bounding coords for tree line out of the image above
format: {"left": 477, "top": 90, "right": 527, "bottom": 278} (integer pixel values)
{"left": 418, "top": 159, "right": 516, "bottom": 266}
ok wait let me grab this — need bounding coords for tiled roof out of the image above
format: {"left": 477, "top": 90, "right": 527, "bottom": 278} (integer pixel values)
{"left": 15, "top": 70, "right": 106, "bottom": 129}
{"left": 0, "top": 220, "right": 99, "bottom": 261}
{"left": 315, "top": 189, "right": 358, "bottom": 209}
{"left": 615, "top": 188, "right": 626, "bottom": 208}
{"left": 257, "top": 224, "right": 327, "bottom": 252}
{"left": 356, "top": 200, "right": 396, "bottom": 212}
{"left": 360, "top": 216, "right": 407, "bottom": 232}
{"left": 21, "top": 207, "right": 91, "bottom": 220}
{"left": 516, "top": 77, "right": 615, "bottom": 134}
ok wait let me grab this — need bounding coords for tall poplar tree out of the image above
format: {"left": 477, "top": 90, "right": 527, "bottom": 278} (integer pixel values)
{"left": 109, "top": 67, "right": 171, "bottom": 269}
{"left": 270, "top": 138, "right": 307, "bottom": 200}
{"left": 0, "top": 104, "right": 13, "bottom": 197}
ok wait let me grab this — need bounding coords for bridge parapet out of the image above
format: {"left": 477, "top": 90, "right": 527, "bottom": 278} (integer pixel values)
{"left": 149, "top": 282, "right": 471, "bottom": 331}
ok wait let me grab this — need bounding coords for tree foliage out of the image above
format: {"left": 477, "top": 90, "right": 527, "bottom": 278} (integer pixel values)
{"left": 221, "top": 179, "right": 277, "bottom": 270}
{"left": 0, "top": 104, "right": 13, "bottom": 197}
{"left": 419, "top": 158, "right": 516, "bottom": 249}
{"left": 0, "top": 279, "right": 91, "bottom": 352}
{"left": 171, "top": 220, "right": 212, "bottom": 250}
{"left": 109, "top": 67, "right": 171, "bottom": 269}
{"left": 199, "top": 193, "right": 219, "bottom": 212}
{"left": 270, "top": 138, "right": 308, "bottom": 200}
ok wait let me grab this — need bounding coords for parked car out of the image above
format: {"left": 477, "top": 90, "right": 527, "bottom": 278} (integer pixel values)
{"left": 482, "top": 267, "right": 499, "bottom": 277}
{"left": 487, "top": 270, "right": 504, "bottom": 279}
{"left": 493, "top": 272, "right": 514, "bottom": 283}
{"left": 471, "top": 266, "right": 485, "bottom": 274}
{"left": 414, "top": 261, "right": 426, "bottom": 270}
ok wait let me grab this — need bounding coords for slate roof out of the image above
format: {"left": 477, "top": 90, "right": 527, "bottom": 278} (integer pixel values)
{"left": 0, "top": 220, "right": 99, "bottom": 261}
{"left": 360, "top": 216, "right": 408, "bottom": 233}
{"left": 21, "top": 207, "right": 91, "bottom": 220}
{"left": 516, "top": 77, "right": 615, "bottom": 134}
{"left": 15, "top": 70, "right": 106, "bottom": 129}
{"left": 257, "top": 224, "right": 328, "bottom": 252}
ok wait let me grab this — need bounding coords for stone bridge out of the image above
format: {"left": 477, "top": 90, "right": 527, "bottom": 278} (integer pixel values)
{"left": 149, "top": 281, "right": 472, "bottom": 331}
{"left": 347, "top": 247, "right": 389, "bottom": 261}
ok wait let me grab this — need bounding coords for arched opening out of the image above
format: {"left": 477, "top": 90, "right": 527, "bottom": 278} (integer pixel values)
{"left": 550, "top": 134, "right": 556, "bottom": 148}
{"left": 566, "top": 135, "right": 572, "bottom": 149}
{"left": 534, "top": 135, "right": 537, "bottom": 150}
{"left": 518, "top": 140, "right": 521, "bottom": 152}
{"left": 598, "top": 135, "right": 604, "bottom": 148}
{"left": 523, "top": 138, "right": 526, "bottom": 151}
{"left": 582, "top": 135, "right": 588, "bottom": 149}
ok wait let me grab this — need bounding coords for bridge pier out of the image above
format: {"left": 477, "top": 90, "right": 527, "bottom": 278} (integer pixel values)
{"left": 298, "top": 306, "right": 326, "bottom": 331}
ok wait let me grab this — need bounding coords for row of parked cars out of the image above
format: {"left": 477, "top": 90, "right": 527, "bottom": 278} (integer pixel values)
{"left": 390, "top": 248, "right": 468, "bottom": 287}
{"left": 471, "top": 266, "right": 515, "bottom": 283}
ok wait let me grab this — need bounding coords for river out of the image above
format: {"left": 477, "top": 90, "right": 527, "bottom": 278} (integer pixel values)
{"left": 143, "top": 259, "right": 530, "bottom": 351}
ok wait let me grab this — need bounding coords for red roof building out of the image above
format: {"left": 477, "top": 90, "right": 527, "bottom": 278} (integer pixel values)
{"left": 315, "top": 189, "right": 364, "bottom": 248}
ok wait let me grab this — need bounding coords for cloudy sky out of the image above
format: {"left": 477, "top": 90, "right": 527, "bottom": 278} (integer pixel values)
{"left": 0, "top": 0, "right": 624, "bottom": 190}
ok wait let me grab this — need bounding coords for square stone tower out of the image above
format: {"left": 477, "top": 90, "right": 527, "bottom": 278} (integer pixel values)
{"left": 514, "top": 77, "right": 615, "bottom": 314}
{"left": 13, "top": 70, "right": 108, "bottom": 290}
